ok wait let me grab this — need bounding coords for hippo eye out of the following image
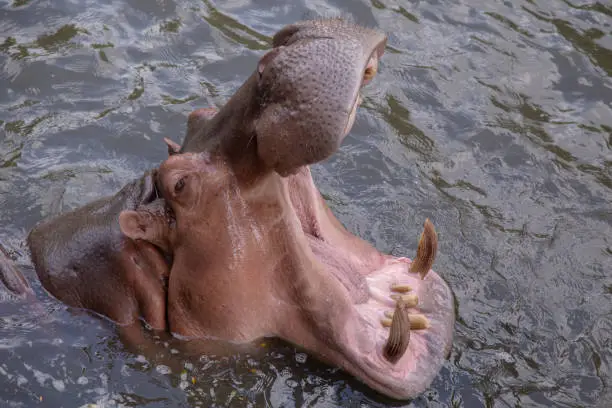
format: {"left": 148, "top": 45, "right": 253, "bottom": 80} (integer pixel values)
{"left": 174, "top": 177, "right": 186, "bottom": 194}
{"left": 364, "top": 66, "right": 376, "bottom": 83}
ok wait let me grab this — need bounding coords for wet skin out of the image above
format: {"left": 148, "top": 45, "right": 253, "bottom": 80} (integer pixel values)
{"left": 120, "top": 19, "right": 455, "bottom": 400}
{"left": 26, "top": 172, "right": 171, "bottom": 330}
{"left": 1, "top": 19, "right": 455, "bottom": 400}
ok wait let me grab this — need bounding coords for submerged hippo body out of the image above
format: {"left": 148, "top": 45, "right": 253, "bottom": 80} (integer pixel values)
{"left": 119, "top": 19, "right": 455, "bottom": 400}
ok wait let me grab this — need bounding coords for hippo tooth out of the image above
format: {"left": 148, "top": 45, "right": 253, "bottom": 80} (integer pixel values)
{"left": 382, "top": 299, "right": 411, "bottom": 364}
{"left": 390, "top": 283, "right": 413, "bottom": 293}
{"left": 383, "top": 311, "right": 430, "bottom": 331}
{"left": 409, "top": 218, "right": 438, "bottom": 279}
{"left": 390, "top": 293, "right": 418, "bottom": 308}
{"left": 407, "top": 314, "right": 430, "bottom": 330}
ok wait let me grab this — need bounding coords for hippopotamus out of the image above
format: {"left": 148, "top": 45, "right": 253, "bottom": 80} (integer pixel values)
{"left": 118, "top": 19, "right": 455, "bottom": 399}
{"left": 0, "top": 18, "right": 455, "bottom": 400}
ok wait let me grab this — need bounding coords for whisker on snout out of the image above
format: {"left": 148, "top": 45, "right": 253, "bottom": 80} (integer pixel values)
{"left": 246, "top": 131, "right": 256, "bottom": 151}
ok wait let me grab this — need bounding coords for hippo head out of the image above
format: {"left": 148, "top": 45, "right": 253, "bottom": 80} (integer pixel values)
{"left": 120, "top": 19, "right": 454, "bottom": 400}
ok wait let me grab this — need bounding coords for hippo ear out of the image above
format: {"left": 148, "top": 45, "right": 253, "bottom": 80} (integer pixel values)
{"left": 164, "top": 138, "right": 181, "bottom": 156}
{"left": 0, "top": 247, "right": 33, "bottom": 297}
{"left": 118, "top": 210, "right": 169, "bottom": 252}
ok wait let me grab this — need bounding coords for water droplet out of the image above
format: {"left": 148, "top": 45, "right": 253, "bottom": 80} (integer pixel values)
{"left": 295, "top": 353, "right": 307, "bottom": 363}
{"left": 155, "top": 365, "right": 171, "bottom": 375}
{"left": 52, "top": 379, "right": 65, "bottom": 392}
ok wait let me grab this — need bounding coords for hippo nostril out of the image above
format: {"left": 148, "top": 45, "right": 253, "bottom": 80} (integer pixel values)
{"left": 364, "top": 66, "right": 376, "bottom": 83}
{"left": 362, "top": 53, "right": 379, "bottom": 86}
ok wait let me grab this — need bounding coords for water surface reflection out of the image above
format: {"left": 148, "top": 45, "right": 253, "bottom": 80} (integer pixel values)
{"left": 1, "top": 0, "right": 611, "bottom": 406}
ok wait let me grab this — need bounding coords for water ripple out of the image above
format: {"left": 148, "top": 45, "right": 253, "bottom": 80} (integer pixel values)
{"left": 0, "top": 0, "right": 611, "bottom": 407}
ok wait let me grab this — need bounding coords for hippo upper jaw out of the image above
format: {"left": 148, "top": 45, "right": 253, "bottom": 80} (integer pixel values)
{"left": 253, "top": 21, "right": 387, "bottom": 177}
{"left": 342, "top": 50, "right": 378, "bottom": 140}
{"left": 147, "top": 19, "right": 454, "bottom": 401}
{"left": 180, "top": 19, "right": 387, "bottom": 178}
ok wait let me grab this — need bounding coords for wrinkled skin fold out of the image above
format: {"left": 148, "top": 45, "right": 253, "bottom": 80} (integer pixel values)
{"left": 3, "top": 18, "right": 455, "bottom": 401}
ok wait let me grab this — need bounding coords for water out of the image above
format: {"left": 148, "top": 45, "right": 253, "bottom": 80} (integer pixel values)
{"left": 0, "top": 0, "right": 610, "bottom": 406}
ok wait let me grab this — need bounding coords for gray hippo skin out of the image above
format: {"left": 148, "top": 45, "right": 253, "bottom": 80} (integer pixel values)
{"left": 119, "top": 19, "right": 456, "bottom": 400}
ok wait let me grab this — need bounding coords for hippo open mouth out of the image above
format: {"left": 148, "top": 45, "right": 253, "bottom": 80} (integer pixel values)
{"left": 287, "top": 167, "right": 455, "bottom": 400}
{"left": 138, "top": 148, "right": 454, "bottom": 400}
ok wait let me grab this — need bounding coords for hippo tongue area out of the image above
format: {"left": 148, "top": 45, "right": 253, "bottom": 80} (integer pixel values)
{"left": 285, "top": 169, "right": 455, "bottom": 400}
{"left": 335, "top": 258, "right": 455, "bottom": 400}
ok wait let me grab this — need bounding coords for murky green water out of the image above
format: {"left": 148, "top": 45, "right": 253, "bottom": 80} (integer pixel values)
{"left": 1, "top": 0, "right": 611, "bottom": 406}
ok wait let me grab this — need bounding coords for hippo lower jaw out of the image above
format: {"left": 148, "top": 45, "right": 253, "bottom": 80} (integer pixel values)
{"left": 298, "top": 222, "right": 455, "bottom": 400}
{"left": 345, "top": 262, "right": 453, "bottom": 399}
